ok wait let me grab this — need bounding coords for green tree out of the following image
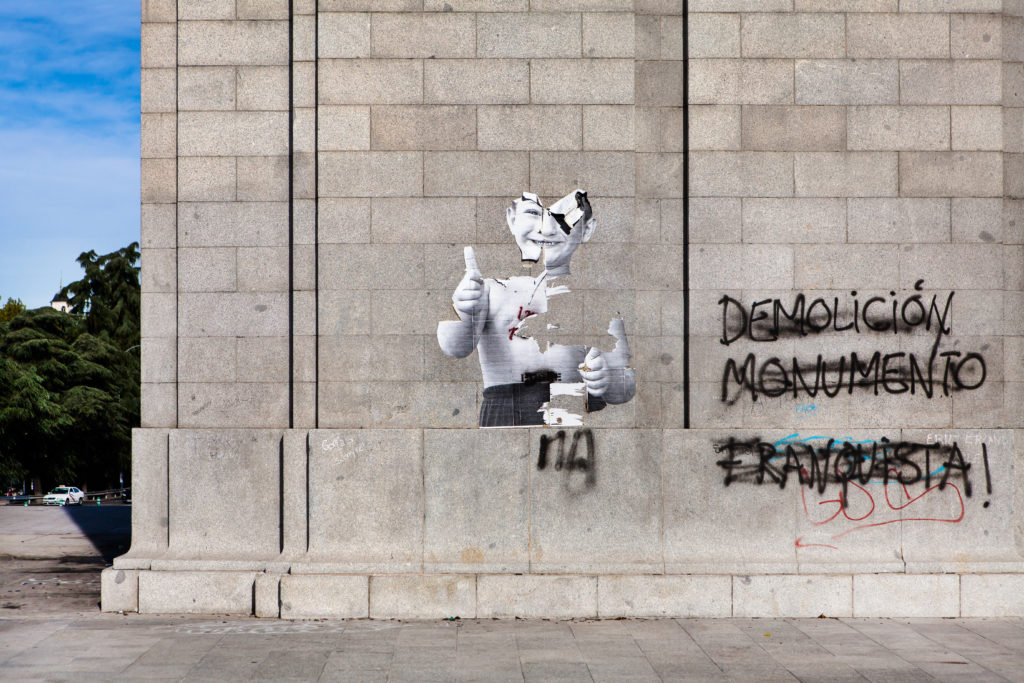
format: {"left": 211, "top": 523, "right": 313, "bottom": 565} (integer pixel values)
{"left": 0, "top": 244, "right": 140, "bottom": 491}
{"left": 0, "top": 296, "right": 26, "bottom": 323}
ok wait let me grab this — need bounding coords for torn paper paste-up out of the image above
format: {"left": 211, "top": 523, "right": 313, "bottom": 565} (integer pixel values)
{"left": 437, "top": 190, "right": 636, "bottom": 428}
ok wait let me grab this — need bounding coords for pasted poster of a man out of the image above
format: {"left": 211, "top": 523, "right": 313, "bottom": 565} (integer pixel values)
{"left": 437, "top": 190, "right": 636, "bottom": 428}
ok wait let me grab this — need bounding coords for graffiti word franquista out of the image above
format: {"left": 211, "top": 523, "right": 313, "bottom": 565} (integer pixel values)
{"left": 713, "top": 436, "right": 993, "bottom": 506}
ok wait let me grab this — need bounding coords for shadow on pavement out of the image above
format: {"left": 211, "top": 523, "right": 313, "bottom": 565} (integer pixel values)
{"left": 60, "top": 505, "right": 132, "bottom": 562}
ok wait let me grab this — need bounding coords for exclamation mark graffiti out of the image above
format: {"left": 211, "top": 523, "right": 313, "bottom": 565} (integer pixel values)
{"left": 982, "top": 444, "right": 992, "bottom": 508}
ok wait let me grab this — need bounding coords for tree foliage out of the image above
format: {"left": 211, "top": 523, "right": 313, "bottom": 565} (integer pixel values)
{"left": 0, "top": 244, "right": 139, "bottom": 491}
{"left": 0, "top": 296, "right": 26, "bottom": 323}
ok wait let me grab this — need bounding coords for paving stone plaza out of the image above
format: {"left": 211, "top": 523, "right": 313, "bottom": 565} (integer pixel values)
{"left": 105, "top": 0, "right": 1024, "bottom": 620}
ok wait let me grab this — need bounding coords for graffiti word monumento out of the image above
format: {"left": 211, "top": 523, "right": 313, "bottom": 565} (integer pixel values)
{"left": 718, "top": 282, "right": 988, "bottom": 404}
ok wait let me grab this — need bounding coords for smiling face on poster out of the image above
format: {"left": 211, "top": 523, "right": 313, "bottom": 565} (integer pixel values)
{"left": 437, "top": 190, "right": 636, "bottom": 428}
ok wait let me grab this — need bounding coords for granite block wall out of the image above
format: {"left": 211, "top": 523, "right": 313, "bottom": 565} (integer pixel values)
{"left": 113, "top": 0, "right": 1024, "bottom": 617}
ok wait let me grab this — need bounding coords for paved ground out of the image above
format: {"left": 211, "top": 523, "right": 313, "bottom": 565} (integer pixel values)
{"left": 3, "top": 507, "right": 1024, "bottom": 681}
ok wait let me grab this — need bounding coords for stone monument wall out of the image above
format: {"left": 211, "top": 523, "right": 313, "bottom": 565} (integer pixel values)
{"left": 102, "top": 0, "right": 1024, "bottom": 618}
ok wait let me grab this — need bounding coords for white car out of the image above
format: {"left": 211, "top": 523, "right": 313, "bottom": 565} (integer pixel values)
{"left": 42, "top": 486, "right": 85, "bottom": 506}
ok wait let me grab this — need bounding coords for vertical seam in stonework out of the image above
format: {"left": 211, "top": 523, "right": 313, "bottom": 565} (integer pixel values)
{"left": 305, "top": 430, "right": 310, "bottom": 552}
{"left": 288, "top": 0, "right": 295, "bottom": 429}
{"left": 174, "top": 0, "right": 180, "bottom": 429}
{"left": 314, "top": 0, "right": 319, "bottom": 429}
{"left": 682, "top": 0, "right": 690, "bottom": 428}
{"left": 165, "top": 432, "right": 171, "bottom": 547}
{"left": 526, "top": 429, "right": 532, "bottom": 573}
{"left": 421, "top": 429, "right": 426, "bottom": 573}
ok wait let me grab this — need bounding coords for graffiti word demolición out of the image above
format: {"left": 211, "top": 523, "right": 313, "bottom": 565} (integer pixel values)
{"left": 713, "top": 436, "right": 992, "bottom": 505}
{"left": 718, "top": 281, "right": 988, "bottom": 404}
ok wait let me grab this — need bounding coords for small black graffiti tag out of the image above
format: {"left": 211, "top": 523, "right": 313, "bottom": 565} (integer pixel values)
{"left": 537, "top": 429, "right": 596, "bottom": 489}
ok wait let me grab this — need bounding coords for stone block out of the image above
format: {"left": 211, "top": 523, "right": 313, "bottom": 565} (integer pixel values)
{"left": 689, "top": 105, "right": 740, "bottom": 151}
{"left": 477, "top": 576, "right": 597, "bottom": 619}
{"left": 178, "top": 67, "right": 235, "bottom": 111}
{"left": 853, "top": 574, "right": 960, "bottom": 617}
{"left": 319, "top": 59, "right": 422, "bottom": 104}
{"left": 317, "top": 382, "right": 372, "bottom": 428}
{"left": 795, "top": 152, "right": 898, "bottom": 197}
{"left": 141, "top": 204, "right": 176, "bottom": 249}
{"left": 636, "top": 61, "right": 683, "bottom": 107}
{"left": 304, "top": 430, "right": 422, "bottom": 571}
{"left": 235, "top": 245, "right": 287, "bottom": 290}
{"left": 899, "top": 152, "right": 1002, "bottom": 198}
{"left": 178, "top": 292, "right": 288, "bottom": 336}
{"left": 139, "top": 571, "right": 257, "bottom": 615}
{"left": 1006, "top": 109, "right": 1024, "bottom": 155}
{"left": 141, "top": 384, "right": 176, "bottom": 429}
{"left": 424, "top": 151, "right": 528, "bottom": 197}
{"left": 280, "top": 575, "right": 369, "bottom": 618}
{"left": 179, "top": 157, "right": 236, "bottom": 202}
{"left": 741, "top": 13, "right": 844, "bottom": 59}
{"left": 179, "top": 201, "right": 288, "bottom": 247}
{"left": 142, "top": 0, "right": 177, "bottom": 22}
{"left": 178, "top": 382, "right": 289, "bottom": 428}
{"left": 237, "top": 0, "right": 289, "bottom": 19}
{"left": 636, "top": 153, "right": 682, "bottom": 199}
{"left": 118, "top": 429, "right": 169, "bottom": 561}
{"left": 794, "top": 244, "right": 898, "bottom": 289}
{"left": 236, "top": 66, "right": 288, "bottom": 111}
{"left": 370, "top": 198, "right": 476, "bottom": 243}
{"left": 480, "top": 105, "right": 581, "bottom": 151}
{"left": 141, "top": 247, "right": 176, "bottom": 294}
{"left": 690, "top": 0, "right": 791, "bottom": 9}
{"left": 691, "top": 59, "right": 793, "bottom": 105}
{"left": 372, "top": 12, "right": 475, "bottom": 58}
{"left": 795, "top": 59, "right": 899, "bottom": 105}
{"left": 477, "top": 13, "right": 581, "bottom": 58}
{"left": 962, "top": 575, "right": 1024, "bottom": 616}
{"left": 320, "top": 334, "right": 424, "bottom": 382}
{"left": 141, "top": 158, "right": 176, "bottom": 204}
{"left": 902, "top": 244, "right": 1004, "bottom": 290}
{"left": 742, "top": 198, "right": 845, "bottom": 244}
{"left": 582, "top": 13, "right": 634, "bottom": 58}
{"left": 531, "top": 0, "right": 631, "bottom": 9}
{"left": 422, "top": 429, "right": 529, "bottom": 572}
{"left": 689, "top": 152, "right": 793, "bottom": 198}
{"left": 734, "top": 575, "right": 852, "bottom": 618}
{"left": 370, "top": 575, "right": 476, "bottom": 619}
{"left": 178, "top": 112, "right": 287, "bottom": 156}
{"left": 531, "top": 59, "right": 634, "bottom": 105}
{"left": 178, "top": 337, "right": 236, "bottom": 383}
{"left": 953, "top": 199, "right": 1002, "bottom": 244}
{"left": 237, "top": 156, "right": 289, "bottom": 201}
{"left": 319, "top": 152, "right": 422, "bottom": 197}
{"left": 952, "top": 106, "right": 1002, "bottom": 151}
{"left": 847, "top": 14, "right": 949, "bottom": 58}
{"left": 141, "top": 292, "right": 177, "bottom": 338}
{"left": 691, "top": 244, "right": 793, "bottom": 289}
{"left": 141, "top": 68, "right": 176, "bottom": 113}
{"left": 371, "top": 106, "right": 476, "bottom": 151}
{"left": 318, "top": 244, "right": 423, "bottom": 289}
{"left": 318, "top": 107, "right": 370, "bottom": 151}
{"left": 167, "top": 430, "right": 283, "bottom": 556}
{"left": 689, "top": 13, "right": 739, "bottom": 58}
{"left": 900, "top": 60, "right": 1002, "bottom": 105}
{"left": 528, "top": 429, "right": 662, "bottom": 573}
{"left": 847, "top": 106, "right": 949, "bottom": 151}
{"left": 178, "top": 0, "right": 234, "bottom": 19}
{"left": 254, "top": 573, "right": 280, "bottom": 618}
{"left": 141, "top": 337, "right": 175, "bottom": 385}
{"left": 952, "top": 13, "right": 1002, "bottom": 59}
{"left": 178, "top": 20, "right": 288, "bottom": 66}
{"left": 370, "top": 381, "right": 478, "bottom": 428}
{"left": 659, "top": 15, "right": 683, "bottom": 60}
{"left": 848, "top": 198, "right": 950, "bottom": 244}
{"left": 425, "top": 0, "right": 526, "bottom": 7}
{"left": 899, "top": 0, "right": 1000, "bottom": 10}
{"left": 741, "top": 106, "right": 845, "bottom": 151}
{"left": 528, "top": 151, "right": 634, "bottom": 198}
{"left": 597, "top": 575, "right": 731, "bottom": 617}
{"left": 141, "top": 23, "right": 175, "bottom": 68}
{"left": 318, "top": 12, "right": 370, "bottom": 58}
{"left": 424, "top": 59, "right": 529, "bottom": 104}
{"left": 101, "top": 568, "right": 139, "bottom": 612}
{"left": 141, "top": 113, "right": 175, "bottom": 159}
{"left": 690, "top": 198, "right": 742, "bottom": 243}
{"left": 1004, "top": 64, "right": 1024, "bottom": 108}
{"left": 177, "top": 247, "right": 236, "bottom": 293}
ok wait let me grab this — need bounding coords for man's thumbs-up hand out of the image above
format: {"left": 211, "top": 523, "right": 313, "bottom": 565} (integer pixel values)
{"left": 452, "top": 246, "right": 486, "bottom": 320}
{"left": 579, "top": 347, "right": 609, "bottom": 397}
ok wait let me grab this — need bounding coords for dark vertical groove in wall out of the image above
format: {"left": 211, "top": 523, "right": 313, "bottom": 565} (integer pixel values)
{"left": 279, "top": 437, "right": 284, "bottom": 553}
{"left": 305, "top": 431, "right": 310, "bottom": 552}
{"left": 682, "top": 2, "right": 691, "bottom": 429}
{"left": 174, "top": 2, "right": 180, "bottom": 429}
{"left": 165, "top": 433, "right": 171, "bottom": 547}
{"left": 314, "top": 1, "right": 320, "bottom": 429}
{"left": 287, "top": 0, "right": 295, "bottom": 429}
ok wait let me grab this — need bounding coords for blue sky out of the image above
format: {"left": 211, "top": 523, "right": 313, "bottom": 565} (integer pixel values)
{"left": 0, "top": 2, "right": 140, "bottom": 308}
